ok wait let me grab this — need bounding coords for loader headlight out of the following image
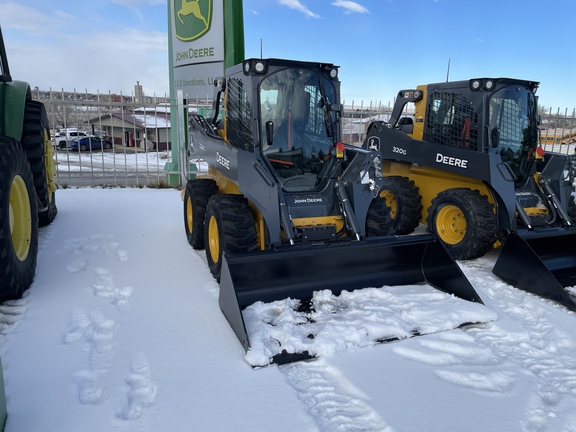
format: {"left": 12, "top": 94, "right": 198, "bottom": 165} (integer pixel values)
{"left": 471, "top": 80, "right": 482, "bottom": 90}
{"left": 329, "top": 68, "right": 338, "bottom": 79}
{"left": 243, "top": 60, "right": 267, "bottom": 75}
{"left": 254, "top": 61, "right": 266, "bottom": 73}
{"left": 484, "top": 80, "right": 495, "bottom": 90}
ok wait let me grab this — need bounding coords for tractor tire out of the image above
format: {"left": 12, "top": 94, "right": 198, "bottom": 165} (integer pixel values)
{"left": 183, "top": 179, "right": 218, "bottom": 249}
{"left": 204, "top": 194, "right": 257, "bottom": 281}
{"left": 21, "top": 100, "right": 57, "bottom": 226}
{"left": 380, "top": 176, "right": 423, "bottom": 234}
{"left": 426, "top": 188, "right": 497, "bottom": 260}
{"left": 366, "top": 193, "right": 394, "bottom": 237}
{"left": 0, "top": 137, "right": 39, "bottom": 300}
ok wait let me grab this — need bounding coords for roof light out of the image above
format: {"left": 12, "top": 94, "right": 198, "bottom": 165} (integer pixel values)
{"left": 254, "top": 61, "right": 266, "bottom": 73}
{"left": 484, "top": 80, "right": 495, "bottom": 90}
{"left": 329, "top": 68, "right": 338, "bottom": 79}
{"left": 471, "top": 80, "right": 481, "bottom": 90}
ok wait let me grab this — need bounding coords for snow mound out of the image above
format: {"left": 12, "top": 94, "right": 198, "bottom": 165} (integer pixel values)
{"left": 243, "top": 284, "right": 498, "bottom": 367}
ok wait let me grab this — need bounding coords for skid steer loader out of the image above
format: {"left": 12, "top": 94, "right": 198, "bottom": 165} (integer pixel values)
{"left": 0, "top": 26, "right": 57, "bottom": 302}
{"left": 182, "top": 58, "right": 486, "bottom": 364}
{"left": 364, "top": 77, "right": 576, "bottom": 311}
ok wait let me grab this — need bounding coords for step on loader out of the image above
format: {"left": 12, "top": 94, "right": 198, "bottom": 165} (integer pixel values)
{"left": 182, "top": 58, "right": 487, "bottom": 365}
{"left": 364, "top": 78, "right": 576, "bottom": 311}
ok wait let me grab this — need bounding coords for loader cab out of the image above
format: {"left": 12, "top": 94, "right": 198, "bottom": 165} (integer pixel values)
{"left": 251, "top": 59, "right": 341, "bottom": 193}
{"left": 417, "top": 78, "right": 539, "bottom": 186}
{"left": 484, "top": 81, "right": 539, "bottom": 185}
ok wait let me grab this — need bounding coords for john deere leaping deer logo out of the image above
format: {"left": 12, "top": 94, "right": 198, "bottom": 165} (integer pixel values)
{"left": 174, "top": 0, "right": 212, "bottom": 42}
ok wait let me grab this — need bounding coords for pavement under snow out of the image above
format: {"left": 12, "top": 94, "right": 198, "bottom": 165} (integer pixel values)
{"left": 2, "top": 188, "right": 576, "bottom": 432}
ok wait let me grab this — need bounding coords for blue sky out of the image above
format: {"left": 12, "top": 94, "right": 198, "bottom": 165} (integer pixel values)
{"left": 1, "top": 0, "right": 574, "bottom": 111}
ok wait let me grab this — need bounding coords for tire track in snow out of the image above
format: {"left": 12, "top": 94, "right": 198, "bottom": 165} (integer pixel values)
{"left": 462, "top": 269, "right": 576, "bottom": 432}
{"left": 0, "top": 222, "right": 55, "bottom": 350}
{"left": 387, "top": 257, "right": 576, "bottom": 431}
{"left": 280, "top": 358, "right": 393, "bottom": 432}
{"left": 0, "top": 297, "right": 29, "bottom": 341}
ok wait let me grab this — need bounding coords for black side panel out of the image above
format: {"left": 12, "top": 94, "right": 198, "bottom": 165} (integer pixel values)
{"left": 219, "top": 234, "right": 482, "bottom": 351}
{"left": 493, "top": 231, "right": 576, "bottom": 311}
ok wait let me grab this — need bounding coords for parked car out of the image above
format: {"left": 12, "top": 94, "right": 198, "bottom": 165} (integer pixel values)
{"left": 70, "top": 136, "right": 113, "bottom": 151}
{"left": 53, "top": 129, "right": 91, "bottom": 149}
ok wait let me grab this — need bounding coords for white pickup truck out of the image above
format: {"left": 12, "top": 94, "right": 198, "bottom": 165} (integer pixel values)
{"left": 53, "top": 129, "right": 91, "bottom": 149}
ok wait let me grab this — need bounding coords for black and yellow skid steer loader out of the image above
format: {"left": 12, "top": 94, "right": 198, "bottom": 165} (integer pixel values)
{"left": 364, "top": 78, "right": 576, "bottom": 311}
{"left": 182, "top": 58, "right": 486, "bottom": 364}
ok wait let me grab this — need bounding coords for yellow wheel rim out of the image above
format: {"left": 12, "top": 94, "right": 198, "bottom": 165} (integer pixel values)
{"left": 436, "top": 205, "right": 466, "bottom": 245}
{"left": 381, "top": 189, "right": 397, "bottom": 219}
{"left": 185, "top": 196, "right": 193, "bottom": 233}
{"left": 10, "top": 175, "right": 32, "bottom": 261}
{"left": 207, "top": 215, "right": 220, "bottom": 264}
{"left": 44, "top": 130, "right": 57, "bottom": 198}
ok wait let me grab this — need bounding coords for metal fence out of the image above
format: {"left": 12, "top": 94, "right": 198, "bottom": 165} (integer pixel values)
{"left": 34, "top": 90, "right": 576, "bottom": 188}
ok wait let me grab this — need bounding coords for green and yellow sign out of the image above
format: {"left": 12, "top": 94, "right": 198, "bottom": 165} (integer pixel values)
{"left": 173, "top": 0, "right": 213, "bottom": 42}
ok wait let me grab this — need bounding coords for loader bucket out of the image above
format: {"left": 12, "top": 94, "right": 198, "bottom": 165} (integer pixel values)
{"left": 218, "top": 234, "right": 484, "bottom": 356}
{"left": 493, "top": 230, "right": 576, "bottom": 312}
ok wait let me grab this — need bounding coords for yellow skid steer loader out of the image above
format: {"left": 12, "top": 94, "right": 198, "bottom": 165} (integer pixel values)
{"left": 183, "top": 59, "right": 487, "bottom": 364}
{"left": 365, "top": 78, "right": 576, "bottom": 311}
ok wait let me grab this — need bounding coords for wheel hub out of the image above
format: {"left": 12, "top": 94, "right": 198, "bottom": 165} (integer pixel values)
{"left": 381, "top": 189, "right": 397, "bottom": 219}
{"left": 436, "top": 205, "right": 466, "bottom": 245}
{"left": 208, "top": 215, "right": 220, "bottom": 264}
{"left": 9, "top": 175, "right": 32, "bottom": 261}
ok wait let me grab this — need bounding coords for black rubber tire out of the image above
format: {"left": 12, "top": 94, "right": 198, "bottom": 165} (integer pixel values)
{"left": 103, "top": 142, "right": 112, "bottom": 150}
{"left": 183, "top": 179, "right": 218, "bottom": 249}
{"left": 204, "top": 194, "right": 257, "bottom": 281}
{"left": 80, "top": 144, "right": 87, "bottom": 151}
{"left": 426, "top": 188, "right": 497, "bottom": 260}
{"left": 21, "top": 99, "right": 58, "bottom": 226}
{"left": 380, "top": 176, "right": 423, "bottom": 234}
{"left": 0, "top": 137, "right": 39, "bottom": 300}
{"left": 366, "top": 193, "right": 394, "bottom": 237}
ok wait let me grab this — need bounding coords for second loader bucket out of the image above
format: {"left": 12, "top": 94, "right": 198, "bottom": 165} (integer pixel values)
{"left": 218, "top": 234, "right": 486, "bottom": 364}
{"left": 493, "top": 230, "right": 576, "bottom": 312}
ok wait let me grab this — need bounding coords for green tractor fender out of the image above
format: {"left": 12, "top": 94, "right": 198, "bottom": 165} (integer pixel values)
{"left": 2, "top": 80, "right": 29, "bottom": 140}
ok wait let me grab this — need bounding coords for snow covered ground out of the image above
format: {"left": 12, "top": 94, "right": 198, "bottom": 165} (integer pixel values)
{"left": 2, "top": 188, "right": 576, "bottom": 432}
{"left": 54, "top": 149, "right": 171, "bottom": 173}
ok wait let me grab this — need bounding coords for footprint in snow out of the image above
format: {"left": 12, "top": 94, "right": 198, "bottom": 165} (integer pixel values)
{"left": 92, "top": 267, "right": 134, "bottom": 310}
{"left": 117, "top": 353, "right": 157, "bottom": 421}
{"left": 65, "top": 310, "right": 116, "bottom": 405}
{"left": 63, "top": 308, "right": 91, "bottom": 344}
{"left": 66, "top": 257, "right": 89, "bottom": 274}
{"left": 61, "top": 235, "right": 129, "bottom": 263}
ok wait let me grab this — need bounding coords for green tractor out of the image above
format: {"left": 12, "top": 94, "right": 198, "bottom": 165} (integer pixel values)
{"left": 0, "top": 26, "right": 57, "bottom": 302}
